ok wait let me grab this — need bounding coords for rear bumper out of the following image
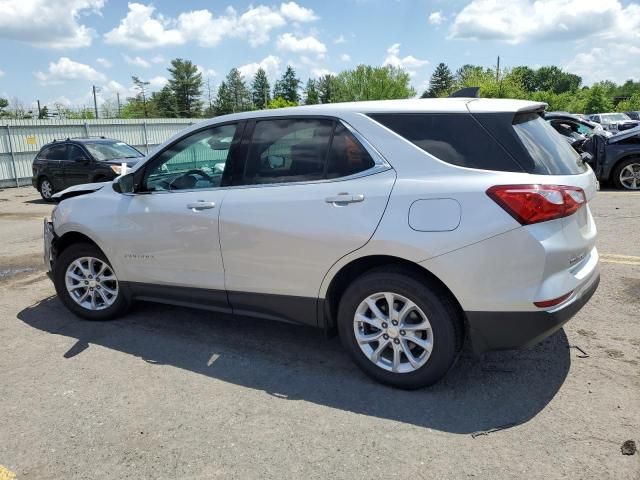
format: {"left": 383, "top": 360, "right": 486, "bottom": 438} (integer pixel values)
{"left": 466, "top": 272, "right": 600, "bottom": 353}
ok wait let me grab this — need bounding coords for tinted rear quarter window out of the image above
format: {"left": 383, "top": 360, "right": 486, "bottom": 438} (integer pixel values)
{"left": 326, "top": 123, "right": 375, "bottom": 178}
{"left": 41, "top": 144, "right": 67, "bottom": 161}
{"left": 370, "top": 113, "right": 523, "bottom": 172}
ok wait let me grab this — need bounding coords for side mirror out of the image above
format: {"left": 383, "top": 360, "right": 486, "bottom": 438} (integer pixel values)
{"left": 113, "top": 172, "right": 135, "bottom": 194}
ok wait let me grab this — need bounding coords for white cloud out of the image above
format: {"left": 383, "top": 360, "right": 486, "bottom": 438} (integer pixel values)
{"left": 151, "top": 54, "right": 165, "bottom": 64}
{"left": 104, "top": 3, "right": 184, "bottom": 49}
{"left": 340, "top": 53, "right": 351, "bottom": 62}
{"left": 383, "top": 43, "right": 429, "bottom": 76}
{"left": 105, "top": 2, "right": 318, "bottom": 49}
{"left": 0, "top": 70, "right": 4, "bottom": 78}
{"left": 564, "top": 45, "right": 640, "bottom": 85}
{"left": 449, "top": 0, "right": 640, "bottom": 44}
{"left": 280, "top": 2, "right": 318, "bottom": 22}
{"left": 102, "top": 80, "right": 127, "bottom": 95}
{"left": 96, "top": 58, "right": 112, "bottom": 68}
{"left": 238, "top": 55, "right": 281, "bottom": 81}
{"left": 149, "top": 76, "right": 168, "bottom": 90}
{"left": 276, "top": 33, "right": 327, "bottom": 55}
{"left": 0, "top": 0, "right": 104, "bottom": 48}
{"left": 334, "top": 34, "right": 346, "bottom": 44}
{"left": 311, "top": 68, "right": 334, "bottom": 78}
{"left": 35, "top": 57, "right": 106, "bottom": 85}
{"left": 123, "top": 55, "right": 151, "bottom": 68}
{"left": 197, "top": 65, "right": 218, "bottom": 78}
{"left": 428, "top": 11, "right": 445, "bottom": 26}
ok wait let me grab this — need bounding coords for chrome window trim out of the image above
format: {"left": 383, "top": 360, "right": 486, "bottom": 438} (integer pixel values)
{"left": 140, "top": 118, "right": 394, "bottom": 195}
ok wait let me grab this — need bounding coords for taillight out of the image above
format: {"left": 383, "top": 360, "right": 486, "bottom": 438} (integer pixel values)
{"left": 534, "top": 291, "right": 573, "bottom": 308}
{"left": 486, "top": 184, "right": 586, "bottom": 225}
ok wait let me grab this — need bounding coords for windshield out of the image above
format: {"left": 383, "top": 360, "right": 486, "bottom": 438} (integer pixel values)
{"left": 602, "top": 113, "right": 631, "bottom": 122}
{"left": 83, "top": 141, "right": 142, "bottom": 161}
{"left": 512, "top": 113, "right": 586, "bottom": 175}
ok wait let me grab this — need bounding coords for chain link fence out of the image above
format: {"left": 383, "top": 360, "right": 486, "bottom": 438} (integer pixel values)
{"left": 0, "top": 118, "right": 200, "bottom": 188}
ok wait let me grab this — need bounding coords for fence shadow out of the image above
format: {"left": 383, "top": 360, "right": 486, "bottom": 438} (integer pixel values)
{"left": 18, "top": 296, "right": 571, "bottom": 434}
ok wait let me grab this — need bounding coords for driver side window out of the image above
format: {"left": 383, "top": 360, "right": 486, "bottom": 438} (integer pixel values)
{"left": 145, "top": 124, "right": 238, "bottom": 191}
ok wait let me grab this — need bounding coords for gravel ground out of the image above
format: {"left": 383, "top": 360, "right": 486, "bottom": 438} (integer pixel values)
{"left": 0, "top": 186, "right": 638, "bottom": 480}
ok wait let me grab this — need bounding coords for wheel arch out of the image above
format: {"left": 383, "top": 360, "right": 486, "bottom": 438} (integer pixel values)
{"left": 321, "top": 254, "right": 466, "bottom": 337}
{"left": 608, "top": 153, "right": 640, "bottom": 182}
{"left": 54, "top": 230, "right": 106, "bottom": 259}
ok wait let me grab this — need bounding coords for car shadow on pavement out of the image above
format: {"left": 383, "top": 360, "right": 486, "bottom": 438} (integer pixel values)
{"left": 18, "top": 296, "right": 571, "bottom": 435}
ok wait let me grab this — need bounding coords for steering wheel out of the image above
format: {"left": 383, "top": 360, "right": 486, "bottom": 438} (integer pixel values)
{"left": 168, "top": 169, "right": 214, "bottom": 190}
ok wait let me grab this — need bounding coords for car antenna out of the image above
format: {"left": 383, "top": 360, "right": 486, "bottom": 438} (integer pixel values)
{"left": 449, "top": 87, "right": 480, "bottom": 98}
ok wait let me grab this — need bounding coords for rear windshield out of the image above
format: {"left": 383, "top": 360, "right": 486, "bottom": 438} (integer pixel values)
{"left": 84, "top": 141, "right": 142, "bottom": 161}
{"left": 371, "top": 112, "right": 586, "bottom": 175}
{"left": 512, "top": 113, "right": 586, "bottom": 175}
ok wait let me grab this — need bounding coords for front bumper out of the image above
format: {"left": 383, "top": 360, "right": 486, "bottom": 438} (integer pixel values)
{"left": 465, "top": 273, "right": 600, "bottom": 353}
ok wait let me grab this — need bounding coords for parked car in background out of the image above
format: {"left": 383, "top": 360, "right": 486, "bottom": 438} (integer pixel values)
{"left": 545, "top": 112, "right": 611, "bottom": 144}
{"left": 44, "top": 98, "right": 600, "bottom": 389}
{"left": 580, "top": 127, "right": 640, "bottom": 190}
{"left": 625, "top": 111, "right": 640, "bottom": 121}
{"left": 589, "top": 113, "right": 639, "bottom": 132}
{"left": 32, "top": 137, "right": 144, "bottom": 201}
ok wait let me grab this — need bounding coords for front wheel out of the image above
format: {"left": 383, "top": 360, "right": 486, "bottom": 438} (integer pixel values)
{"left": 612, "top": 158, "right": 640, "bottom": 190}
{"left": 338, "top": 268, "right": 462, "bottom": 389}
{"left": 53, "top": 243, "right": 130, "bottom": 320}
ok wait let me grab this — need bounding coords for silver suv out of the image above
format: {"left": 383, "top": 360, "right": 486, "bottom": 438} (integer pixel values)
{"left": 44, "top": 98, "right": 600, "bottom": 389}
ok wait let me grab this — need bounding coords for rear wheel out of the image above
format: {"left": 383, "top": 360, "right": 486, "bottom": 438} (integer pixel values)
{"left": 53, "top": 242, "right": 130, "bottom": 320}
{"left": 612, "top": 158, "right": 640, "bottom": 190}
{"left": 337, "top": 268, "right": 462, "bottom": 389}
{"left": 38, "top": 177, "right": 54, "bottom": 202}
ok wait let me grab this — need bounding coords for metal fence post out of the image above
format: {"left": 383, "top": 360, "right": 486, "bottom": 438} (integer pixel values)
{"left": 142, "top": 121, "right": 149, "bottom": 154}
{"left": 6, "top": 125, "right": 20, "bottom": 187}
{"left": 84, "top": 122, "right": 89, "bottom": 137}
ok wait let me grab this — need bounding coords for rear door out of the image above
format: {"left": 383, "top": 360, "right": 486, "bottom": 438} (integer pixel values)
{"left": 219, "top": 117, "right": 395, "bottom": 326}
{"left": 43, "top": 144, "right": 69, "bottom": 190}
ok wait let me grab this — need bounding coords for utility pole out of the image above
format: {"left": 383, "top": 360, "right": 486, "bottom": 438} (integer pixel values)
{"left": 496, "top": 56, "right": 500, "bottom": 82}
{"left": 92, "top": 85, "right": 99, "bottom": 119}
{"left": 116, "top": 92, "right": 121, "bottom": 118}
{"left": 37, "top": 99, "right": 42, "bottom": 119}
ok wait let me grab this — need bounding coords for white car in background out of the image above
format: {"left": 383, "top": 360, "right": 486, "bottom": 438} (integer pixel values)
{"left": 44, "top": 98, "right": 600, "bottom": 389}
{"left": 589, "top": 112, "right": 640, "bottom": 132}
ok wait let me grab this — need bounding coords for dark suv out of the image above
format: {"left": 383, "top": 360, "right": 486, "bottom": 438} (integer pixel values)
{"left": 32, "top": 137, "right": 144, "bottom": 201}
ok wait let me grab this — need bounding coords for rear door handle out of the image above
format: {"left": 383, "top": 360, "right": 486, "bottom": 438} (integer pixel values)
{"left": 325, "top": 193, "right": 365, "bottom": 205}
{"left": 186, "top": 201, "right": 216, "bottom": 211}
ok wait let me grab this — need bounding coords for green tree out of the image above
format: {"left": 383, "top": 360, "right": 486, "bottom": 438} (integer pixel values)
{"left": 227, "top": 68, "right": 252, "bottom": 113}
{"left": 0, "top": 97, "right": 8, "bottom": 116}
{"left": 317, "top": 74, "right": 336, "bottom": 104}
{"left": 304, "top": 79, "right": 319, "bottom": 105}
{"left": 131, "top": 76, "right": 151, "bottom": 117}
{"left": 151, "top": 85, "right": 177, "bottom": 117}
{"left": 213, "top": 81, "right": 234, "bottom": 116}
{"left": 583, "top": 84, "right": 614, "bottom": 114}
{"left": 332, "top": 65, "right": 415, "bottom": 102}
{"left": 273, "top": 65, "right": 301, "bottom": 104}
{"left": 511, "top": 66, "right": 538, "bottom": 93}
{"left": 616, "top": 93, "right": 640, "bottom": 112}
{"left": 454, "top": 64, "right": 485, "bottom": 87}
{"left": 422, "top": 62, "right": 455, "bottom": 98}
{"left": 534, "top": 66, "right": 581, "bottom": 94}
{"left": 251, "top": 68, "right": 271, "bottom": 109}
{"left": 168, "top": 58, "right": 203, "bottom": 117}
{"left": 267, "top": 97, "right": 299, "bottom": 109}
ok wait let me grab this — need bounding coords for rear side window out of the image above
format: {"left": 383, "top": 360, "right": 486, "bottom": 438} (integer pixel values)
{"left": 512, "top": 113, "right": 586, "bottom": 175}
{"left": 242, "top": 118, "right": 375, "bottom": 185}
{"left": 370, "top": 113, "right": 523, "bottom": 172}
{"left": 41, "top": 144, "right": 67, "bottom": 161}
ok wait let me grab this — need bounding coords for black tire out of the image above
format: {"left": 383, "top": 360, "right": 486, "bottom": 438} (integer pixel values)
{"left": 38, "top": 177, "right": 54, "bottom": 202}
{"left": 337, "top": 267, "right": 462, "bottom": 389}
{"left": 53, "top": 242, "right": 130, "bottom": 321}
{"left": 612, "top": 158, "right": 640, "bottom": 190}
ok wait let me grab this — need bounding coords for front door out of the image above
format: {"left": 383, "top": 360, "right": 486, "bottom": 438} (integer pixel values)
{"left": 111, "top": 123, "right": 242, "bottom": 311}
{"left": 64, "top": 144, "right": 94, "bottom": 186}
{"left": 219, "top": 118, "right": 396, "bottom": 326}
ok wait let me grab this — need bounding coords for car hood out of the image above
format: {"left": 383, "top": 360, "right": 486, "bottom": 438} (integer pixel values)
{"left": 101, "top": 157, "right": 144, "bottom": 166}
{"left": 51, "top": 181, "right": 109, "bottom": 203}
{"left": 608, "top": 126, "right": 640, "bottom": 144}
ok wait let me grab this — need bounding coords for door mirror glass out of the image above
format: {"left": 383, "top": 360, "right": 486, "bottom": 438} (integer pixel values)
{"left": 115, "top": 172, "right": 135, "bottom": 194}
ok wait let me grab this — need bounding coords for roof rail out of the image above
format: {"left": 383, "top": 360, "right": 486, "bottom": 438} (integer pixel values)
{"left": 448, "top": 87, "right": 480, "bottom": 98}
{"left": 69, "top": 135, "right": 107, "bottom": 139}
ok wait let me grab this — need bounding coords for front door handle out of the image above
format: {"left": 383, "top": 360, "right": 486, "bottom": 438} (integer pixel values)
{"left": 186, "top": 201, "right": 216, "bottom": 211}
{"left": 325, "top": 193, "right": 365, "bottom": 205}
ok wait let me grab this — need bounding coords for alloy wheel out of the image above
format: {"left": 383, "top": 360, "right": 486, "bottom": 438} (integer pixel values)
{"left": 619, "top": 163, "right": 640, "bottom": 190}
{"left": 353, "top": 292, "right": 434, "bottom": 373}
{"left": 65, "top": 256, "right": 119, "bottom": 310}
{"left": 40, "top": 179, "right": 53, "bottom": 199}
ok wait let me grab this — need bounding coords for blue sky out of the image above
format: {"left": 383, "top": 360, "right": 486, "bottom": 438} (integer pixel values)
{"left": 0, "top": 0, "right": 639, "bottom": 110}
